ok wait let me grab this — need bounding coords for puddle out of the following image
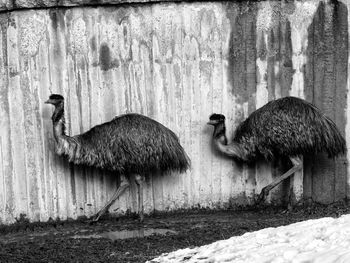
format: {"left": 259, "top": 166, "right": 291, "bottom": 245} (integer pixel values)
{"left": 72, "top": 228, "right": 177, "bottom": 240}
{"left": 0, "top": 231, "right": 53, "bottom": 244}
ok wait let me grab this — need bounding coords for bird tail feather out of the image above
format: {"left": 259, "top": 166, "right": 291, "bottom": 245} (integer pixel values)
{"left": 320, "top": 115, "right": 346, "bottom": 158}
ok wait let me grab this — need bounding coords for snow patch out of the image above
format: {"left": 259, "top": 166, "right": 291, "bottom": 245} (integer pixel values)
{"left": 149, "top": 214, "right": 350, "bottom": 263}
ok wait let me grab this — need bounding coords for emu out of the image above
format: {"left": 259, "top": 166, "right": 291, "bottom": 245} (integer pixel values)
{"left": 208, "top": 96, "right": 346, "bottom": 204}
{"left": 45, "top": 94, "right": 190, "bottom": 222}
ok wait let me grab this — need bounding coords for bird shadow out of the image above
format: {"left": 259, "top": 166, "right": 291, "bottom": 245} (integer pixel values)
{"left": 52, "top": 157, "right": 123, "bottom": 215}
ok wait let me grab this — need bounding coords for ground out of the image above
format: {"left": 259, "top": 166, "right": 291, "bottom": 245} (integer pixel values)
{"left": 0, "top": 202, "right": 349, "bottom": 263}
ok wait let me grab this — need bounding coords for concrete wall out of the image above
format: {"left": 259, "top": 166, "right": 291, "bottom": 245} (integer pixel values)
{"left": 0, "top": 0, "right": 349, "bottom": 224}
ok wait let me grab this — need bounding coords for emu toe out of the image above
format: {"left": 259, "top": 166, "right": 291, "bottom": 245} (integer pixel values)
{"left": 92, "top": 211, "right": 104, "bottom": 222}
{"left": 256, "top": 188, "right": 269, "bottom": 204}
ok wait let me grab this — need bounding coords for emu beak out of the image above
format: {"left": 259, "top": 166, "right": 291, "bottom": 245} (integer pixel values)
{"left": 207, "top": 120, "right": 216, "bottom": 126}
{"left": 45, "top": 99, "right": 52, "bottom": 104}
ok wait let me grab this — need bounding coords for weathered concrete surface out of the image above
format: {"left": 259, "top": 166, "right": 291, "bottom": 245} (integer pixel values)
{"left": 0, "top": 0, "right": 348, "bottom": 224}
{"left": 0, "top": 0, "right": 174, "bottom": 12}
{"left": 0, "top": 0, "right": 224, "bottom": 12}
{"left": 304, "top": 1, "right": 349, "bottom": 204}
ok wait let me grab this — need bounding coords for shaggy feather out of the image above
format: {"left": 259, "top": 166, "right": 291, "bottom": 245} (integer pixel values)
{"left": 210, "top": 97, "right": 346, "bottom": 162}
{"left": 49, "top": 96, "right": 190, "bottom": 175}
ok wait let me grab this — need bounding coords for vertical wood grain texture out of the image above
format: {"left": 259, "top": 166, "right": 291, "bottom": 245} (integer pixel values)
{"left": 341, "top": 0, "right": 350, "bottom": 200}
{"left": 304, "top": 1, "right": 348, "bottom": 204}
{"left": 0, "top": 0, "right": 348, "bottom": 224}
{"left": 288, "top": 1, "right": 319, "bottom": 203}
{"left": 255, "top": 1, "right": 273, "bottom": 202}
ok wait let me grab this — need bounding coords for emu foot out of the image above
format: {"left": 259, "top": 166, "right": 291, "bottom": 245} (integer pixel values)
{"left": 92, "top": 212, "right": 103, "bottom": 222}
{"left": 280, "top": 203, "right": 295, "bottom": 215}
{"left": 132, "top": 212, "right": 144, "bottom": 223}
{"left": 89, "top": 211, "right": 105, "bottom": 223}
{"left": 91, "top": 208, "right": 119, "bottom": 223}
{"left": 87, "top": 219, "right": 98, "bottom": 225}
{"left": 255, "top": 187, "right": 270, "bottom": 204}
{"left": 139, "top": 214, "right": 144, "bottom": 223}
{"left": 92, "top": 208, "right": 110, "bottom": 222}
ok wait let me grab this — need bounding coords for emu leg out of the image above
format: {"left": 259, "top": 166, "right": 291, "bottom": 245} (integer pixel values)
{"left": 93, "top": 176, "right": 130, "bottom": 222}
{"left": 289, "top": 156, "right": 304, "bottom": 207}
{"left": 135, "top": 174, "right": 145, "bottom": 222}
{"left": 257, "top": 156, "right": 303, "bottom": 203}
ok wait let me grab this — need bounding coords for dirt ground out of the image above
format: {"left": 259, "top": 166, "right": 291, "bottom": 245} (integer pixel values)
{"left": 0, "top": 201, "right": 349, "bottom": 263}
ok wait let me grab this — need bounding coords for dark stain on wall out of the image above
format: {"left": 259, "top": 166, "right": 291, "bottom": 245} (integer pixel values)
{"left": 98, "top": 43, "right": 120, "bottom": 71}
{"left": 257, "top": 30, "right": 266, "bottom": 61}
{"left": 99, "top": 43, "right": 111, "bottom": 71}
{"left": 304, "top": 0, "right": 348, "bottom": 203}
{"left": 278, "top": 20, "right": 293, "bottom": 98}
{"left": 90, "top": 35, "right": 96, "bottom": 52}
{"left": 49, "top": 11, "right": 61, "bottom": 59}
{"left": 226, "top": 2, "right": 257, "bottom": 109}
{"left": 49, "top": 10, "right": 58, "bottom": 30}
{"left": 49, "top": 8, "right": 66, "bottom": 31}
{"left": 226, "top": 2, "right": 258, "bottom": 201}
{"left": 333, "top": 0, "right": 349, "bottom": 202}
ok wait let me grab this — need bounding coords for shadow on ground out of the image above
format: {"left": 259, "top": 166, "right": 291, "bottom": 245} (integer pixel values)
{"left": 0, "top": 201, "right": 349, "bottom": 263}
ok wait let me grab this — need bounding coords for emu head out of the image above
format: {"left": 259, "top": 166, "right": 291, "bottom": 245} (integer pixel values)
{"left": 207, "top": 113, "right": 225, "bottom": 126}
{"left": 45, "top": 94, "right": 64, "bottom": 107}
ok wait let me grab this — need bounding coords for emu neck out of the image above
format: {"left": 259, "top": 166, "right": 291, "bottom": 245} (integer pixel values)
{"left": 213, "top": 122, "right": 228, "bottom": 144}
{"left": 50, "top": 103, "right": 82, "bottom": 163}
{"left": 52, "top": 103, "right": 67, "bottom": 142}
{"left": 212, "top": 123, "right": 246, "bottom": 161}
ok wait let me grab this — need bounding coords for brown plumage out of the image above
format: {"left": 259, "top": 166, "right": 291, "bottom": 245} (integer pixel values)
{"left": 46, "top": 94, "right": 190, "bottom": 221}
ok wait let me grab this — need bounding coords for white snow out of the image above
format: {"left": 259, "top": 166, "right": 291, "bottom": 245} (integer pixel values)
{"left": 148, "top": 214, "right": 350, "bottom": 263}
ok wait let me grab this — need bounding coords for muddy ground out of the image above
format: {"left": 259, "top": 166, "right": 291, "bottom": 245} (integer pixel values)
{"left": 0, "top": 202, "right": 349, "bottom": 263}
